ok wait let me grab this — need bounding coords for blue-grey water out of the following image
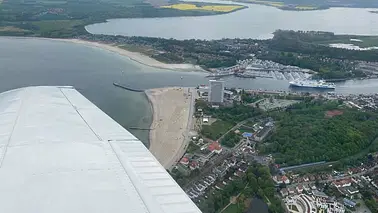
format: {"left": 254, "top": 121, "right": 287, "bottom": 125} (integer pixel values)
{"left": 1, "top": 37, "right": 378, "bottom": 145}
{"left": 247, "top": 199, "right": 268, "bottom": 213}
{"left": 86, "top": 0, "right": 378, "bottom": 40}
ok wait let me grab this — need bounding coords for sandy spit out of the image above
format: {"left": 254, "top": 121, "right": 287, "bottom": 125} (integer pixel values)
{"left": 146, "top": 87, "right": 193, "bottom": 169}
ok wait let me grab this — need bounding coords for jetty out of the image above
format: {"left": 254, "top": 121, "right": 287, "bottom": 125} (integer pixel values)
{"left": 113, "top": 82, "right": 144, "bottom": 92}
{"left": 128, "top": 127, "right": 153, "bottom": 130}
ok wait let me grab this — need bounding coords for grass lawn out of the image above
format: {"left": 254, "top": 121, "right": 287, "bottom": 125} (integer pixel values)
{"left": 237, "top": 127, "right": 254, "bottom": 134}
{"left": 245, "top": 0, "right": 284, "bottom": 8}
{"left": 0, "top": 26, "right": 28, "bottom": 32}
{"left": 222, "top": 204, "right": 238, "bottom": 213}
{"left": 201, "top": 120, "right": 233, "bottom": 140}
{"left": 118, "top": 44, "right": 156, "bottom": 56}
{"left": 316, "top": 35, "right": 378, "bottom": 48}
{"left": 186, "top": 142, "right": 201, "bottom": 154}
{"left": 32, "top": 20, "right": 84, "bottom": 33}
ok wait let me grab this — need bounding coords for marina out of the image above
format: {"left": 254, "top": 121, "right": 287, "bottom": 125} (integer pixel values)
{"left": 207, "top": 58, "right": 314, "bottom": 81}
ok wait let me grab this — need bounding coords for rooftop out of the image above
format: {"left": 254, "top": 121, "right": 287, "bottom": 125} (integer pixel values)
{"left": 208, "top": 141, "right": 222, "bottom": 152}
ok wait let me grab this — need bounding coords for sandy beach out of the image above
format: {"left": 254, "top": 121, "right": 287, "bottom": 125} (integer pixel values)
{"left": 146, "top": 87, "right": 194, "bottom": 169}
{"left": 53, "top": 38, "right": 204, "bottom": 71}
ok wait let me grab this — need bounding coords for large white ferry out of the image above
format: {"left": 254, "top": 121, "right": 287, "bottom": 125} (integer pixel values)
{"left": 289, "top": 80, "right": 336, "bottom": 89}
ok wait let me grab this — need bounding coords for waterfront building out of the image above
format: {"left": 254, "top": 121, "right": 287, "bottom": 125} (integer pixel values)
{"left": 208, "top": 80, "right": 224, "bottom": 103}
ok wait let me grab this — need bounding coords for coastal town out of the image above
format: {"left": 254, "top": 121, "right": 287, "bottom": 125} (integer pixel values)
{"left": 4, "top": 0, "right": 378, "bottom": 212}
{"left": 145, "top": 78, "right": 378, "bottom": 213}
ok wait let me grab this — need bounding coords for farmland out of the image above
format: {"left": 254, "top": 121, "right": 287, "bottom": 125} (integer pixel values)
{"left": 161, "top": 3, "right": 245, "bottom": 13}
{"left": 235, "top": 0, "right": 323, "bottom": 11}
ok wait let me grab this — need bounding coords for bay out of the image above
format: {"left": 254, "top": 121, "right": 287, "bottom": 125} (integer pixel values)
{"left": 86, "top": 0, "right": 378, "bottom": 40}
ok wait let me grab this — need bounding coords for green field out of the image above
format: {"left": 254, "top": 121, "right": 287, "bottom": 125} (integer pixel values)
{"left": 201, "top": 120, "right": 233, "bottom": 140}
{"left": 118, "top": 44, "right": 156, "bottom": 56}
{"left": 317, "top": 36, "right": 378, "bottom": 48}
{"left": 222, "top": 204, "right": 238, "bottom": 213}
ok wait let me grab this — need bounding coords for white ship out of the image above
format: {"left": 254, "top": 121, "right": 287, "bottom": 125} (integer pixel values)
{"left": 289, "top": 80, "right": 336, "bottom": 89}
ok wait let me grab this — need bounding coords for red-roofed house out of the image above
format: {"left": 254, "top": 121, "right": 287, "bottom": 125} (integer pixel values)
{"left": 180, "top": 157, "right": 189, "bottom": 165}
{"left": 208, "top": 141, "right": 222, "bottom": 154}
{"left": 189, "top": 161, "right": 199, "bottom": 170}
{"left": 282, "top": 175, "right": 290, "bottom": 184}
{"left": 325, "top": 110, "right": 344, "bottom": 118}
{"left": 273, "top": 175, "right": 290, "bottom": 184}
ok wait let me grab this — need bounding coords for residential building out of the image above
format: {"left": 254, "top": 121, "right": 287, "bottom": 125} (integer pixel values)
{"left": 280, "top": 188, "right": 289, "bottom": 197}
{"left": 208, "top": 141, "right": 223, "bottom": 154}
{"left": 296, "top": 185, "right": 304, "bottom": 194}
{"left": 180, "top": 157, "right": 189, "bottom": 165}
{"left": 288, "top": 187, "right": 296, "bottom": 195}
{"left": 223, "top": 90, "right": 234, "bottom": 100}
{"left": 254, "top": 125, "right": 273, "bottom": 142}
{"left": 309, "top": 183, "right": 317, "bottom": 190}
{"left": 189, "top": 161, "right": 199, "bottom": 170}
{"left": 345, "top": 186, "right": 359, "bottom": 195}
{"left": 303, "top": 184, "right": 310, "bottom": 192}
{"left": 208, "top": 80, "right": 224, "bottom": 103}
{"left": 273, "top": 175, "right": 290, "bottom": 185}
{"left": 333, "top": 178, "right": 352, "bottom": 188}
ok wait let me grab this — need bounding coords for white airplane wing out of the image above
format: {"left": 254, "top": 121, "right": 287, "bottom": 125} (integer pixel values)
{"left": 0, "top": 86, "right": 201, "bottom": 213}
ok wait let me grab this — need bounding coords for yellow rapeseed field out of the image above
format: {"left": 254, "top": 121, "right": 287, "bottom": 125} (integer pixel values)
{"left": 248, "top": 0, "right": 284, "bottom": 7}
{"left": 295, "top": 6, "right": 317, "bottom": 10}
{"left": 161, "top": 3, "right": 244, "bottom": 13}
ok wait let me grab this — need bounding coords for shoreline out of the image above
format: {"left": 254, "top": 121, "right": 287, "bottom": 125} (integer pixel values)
{"left": 1, "top": 36, "right": 205, "bottom": 72}
{"left": 54, "top": 38, "right": 206, "bottom": 72}
{"left": 145, "top": 87, "right": 193, "bottom": 169}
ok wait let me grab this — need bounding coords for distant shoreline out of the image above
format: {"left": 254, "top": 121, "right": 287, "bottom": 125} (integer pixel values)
{"left": 0, "top": 36, "right": 204, "bottom": 72}
{"left": 58, "top": 39, "right": 206, "bottom": 72}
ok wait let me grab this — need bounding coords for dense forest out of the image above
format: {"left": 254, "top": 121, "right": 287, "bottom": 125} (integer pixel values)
{"left": 261, "top": 30, "right": 378, "bottom": 79}
{"left": 271, "top": 30, "right": 378, "bottom": 62}
{"left": 262, "top": 100, "right": 378, "bottom": 166}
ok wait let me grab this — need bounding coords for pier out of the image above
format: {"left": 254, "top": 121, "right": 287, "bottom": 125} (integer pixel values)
{"left": 113, "top": 82, "right": 144, "bottom": 92}
{"left": 128, "top": 127, "right": 153, "bottom": 130}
